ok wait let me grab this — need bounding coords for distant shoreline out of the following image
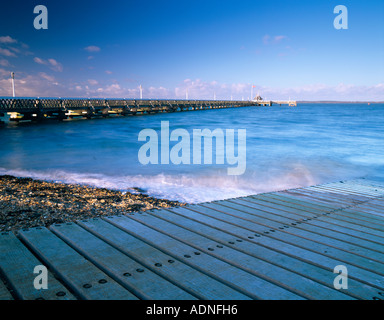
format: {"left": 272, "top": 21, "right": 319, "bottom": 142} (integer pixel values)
{"left": 297, "top": 101, "right": 384, "bottom": 104}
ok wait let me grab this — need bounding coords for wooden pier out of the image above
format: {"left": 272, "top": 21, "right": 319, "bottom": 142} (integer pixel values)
{"left": 0, "top": 97, "right": 296, "bottom": 123}
{"left": 255, "top": 100, "right": 297, "bottom": 107}
{"left": 1, "top": 178, "right": 383, "bottom": 300}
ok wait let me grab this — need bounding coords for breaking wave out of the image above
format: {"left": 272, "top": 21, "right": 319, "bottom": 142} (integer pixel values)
{"left": 0, "top": 161, "right": 365, "bottom": 203}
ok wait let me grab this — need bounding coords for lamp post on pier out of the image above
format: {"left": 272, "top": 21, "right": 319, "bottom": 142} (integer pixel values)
{"left": 11, "top": 72, "right": 15, "bottom": 97}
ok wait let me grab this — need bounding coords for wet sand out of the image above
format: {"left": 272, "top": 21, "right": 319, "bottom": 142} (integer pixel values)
{"left": 0, "top": 175, "right": 185, "bottom": 232}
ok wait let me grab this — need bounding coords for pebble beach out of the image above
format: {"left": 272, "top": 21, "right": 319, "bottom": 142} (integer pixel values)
{"left": 0, "top": 174, "right": 185, "bottom": 232}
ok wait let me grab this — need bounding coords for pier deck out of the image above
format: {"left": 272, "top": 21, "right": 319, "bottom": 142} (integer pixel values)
{"left": 0, "top": 97, "right": 296, "bottom": 123}
{"left": 1, "top": 178, "right": 383, "bottom": 300}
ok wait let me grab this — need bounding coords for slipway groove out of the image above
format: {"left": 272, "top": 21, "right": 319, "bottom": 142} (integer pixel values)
{"left": 0, "top": 179, "right": 383, "bottom": 300}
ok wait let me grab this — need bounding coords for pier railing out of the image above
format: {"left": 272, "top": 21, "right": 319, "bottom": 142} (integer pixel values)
{"left": 0, "top": 97, "right": 296, "bottom": 122}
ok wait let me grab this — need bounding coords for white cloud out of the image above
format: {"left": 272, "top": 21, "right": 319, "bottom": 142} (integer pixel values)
{"left": 47, "top": 58, "right": 63, "bottom": 72}
{"left": 175, "top": 79, "right": 384, "bottom": 101}
{"left": 1, "top": 67, "right": 382, "bottom": 101}
{"left": 0, "top": 72, "right": 64, "bottom": 97}
{"left": 0, "top": 48, "right": 16, "bottom": 57}
{"left": 0, "top": 37, "right": 33, "bottom": 58}
{"left": 87, "top": 79, "right": 98, "bottom": 86}
{"left": 34, "top": 57, "right": 45, "bottom": 65}
{"left": 34, "top": 57, "right": 63, "bottom": 72}
{"left": 274, "top": 35, "right": 287, "bottom": 43}
{"left": 39, "top": 72, "right": 55, "bottom": 82}
{"left": 104, "top": 83, "right": 121, "bottom": 93}
{"left": 105, "top": 70, "right": 113, "bottom": 74}
{"left": 0, "top": 36, "right": 17, "bottom": 44}
{"left": 65, "top": 81, "right": 172, "bottom": 99}
{"left": 262, "top": 34, "right": 288, "bottom": 45}
{"left": 8, "top": 47, "right": 20, "bottom": 54}
{"left": 175, "top": 79, "right": 251, "bottom": 100}
{"left": 147, "top": 86, "right": 170, "bottom": 98}
{"left": 84, "top": 45, "right": 101, "bottom": 52}
{"left": 0, "top": 58, "right": 10, "bottom": 67}
{"left": 256, "top": 83, "right": 384, "bottom": 101}
{"left": 0, "top": 68, "right": 10, "bottom": 77}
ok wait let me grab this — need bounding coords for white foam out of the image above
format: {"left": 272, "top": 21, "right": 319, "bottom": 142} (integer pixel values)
{"left": 0, "top": 163, "right": 337, "bottom": 203}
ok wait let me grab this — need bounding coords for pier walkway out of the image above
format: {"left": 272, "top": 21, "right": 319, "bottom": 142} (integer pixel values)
{"left": 1, "top": 178, "right": 383, "bottom": 300}
{"left": 0, "top": 97, "right": 296, "bottom": 123}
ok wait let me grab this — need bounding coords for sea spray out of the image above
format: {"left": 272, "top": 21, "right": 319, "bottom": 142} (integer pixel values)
{"left": 0, "top": 159, "right": 365, "bottom": 203}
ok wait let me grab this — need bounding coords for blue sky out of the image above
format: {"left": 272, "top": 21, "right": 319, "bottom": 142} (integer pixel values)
{"left": 0, "top": 0, "right": 383, "bottom": 100}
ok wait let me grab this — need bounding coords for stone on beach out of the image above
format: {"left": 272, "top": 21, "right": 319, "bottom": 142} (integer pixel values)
{"left": 0, "top": 175, "right": 185, "bottom": 232}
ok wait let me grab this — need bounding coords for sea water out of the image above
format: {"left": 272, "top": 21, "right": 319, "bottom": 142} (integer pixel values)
{"left": 0, "top": 103, "right": 383, "bottom": 203}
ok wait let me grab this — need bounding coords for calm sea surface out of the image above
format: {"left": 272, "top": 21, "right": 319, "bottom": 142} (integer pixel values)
{"left": 1, "top": 103, "right": 383, "bottom": 203}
